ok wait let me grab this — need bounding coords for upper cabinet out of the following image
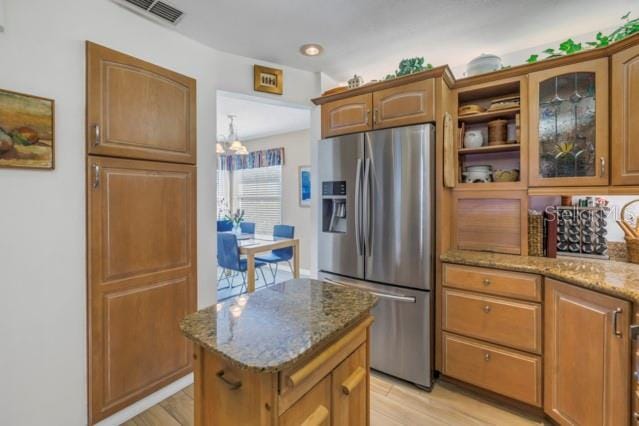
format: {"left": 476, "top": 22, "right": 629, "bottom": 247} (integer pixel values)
{"left": 86, "top": 42, "right": 196, "bottom": 164}
{"left": 322, "top": 94, "right": 372, "bottom": 139}
{"left": 372, "top": 79, "right": 434, "bottom": 130}
{"left": 528, "top": 58, "right": 609, "bottom": 187}
{"left": 318, "top": 75, "right": 440, "bottom": 138}
{"left": 612, "top": 44, "right": 639, "bottom": 186}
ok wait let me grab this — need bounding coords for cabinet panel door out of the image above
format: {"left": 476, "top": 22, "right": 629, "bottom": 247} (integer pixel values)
{"left": 545, "top": 279, "right": 630, "bottom": 426}
{"left": 373, "top": 79, "right": 435, "bottom": 129}
{"left": 280, "top": 376, "right": 331, "bottom": 426}
{"left": 87, "top": 156, "right": 196, "bottom": 423}
{"left": 322, "top": 94, "right": 372, "bottom": 138}
{"left": 529, "top": 58, "right": 609, "bottom": 187}
{"left": 612, "top": 44, "right": 639, "bottom": 185}
{"left": 332, "top": 344, "right": 368, "bottom": 426}
{"left": 86, "top": 42, "right": 196, "bottom": 164}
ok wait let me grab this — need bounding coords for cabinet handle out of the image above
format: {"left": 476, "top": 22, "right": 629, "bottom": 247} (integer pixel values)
{"left": 93, "top": 124, "right": 101, "bottom": 146}
{"left": 365, "top": 110, "right": 370, "bottom": 126}
{"left": 341, "top": 366, "right": 366, "bottom": 396}
{"left": 482, "top": 278, "right": 491, "bottom": 286}
{"left": 301, "top": 405, "right": 329, "bottom": 426}
{"left": 373, "top": 108, "right": 378, "bottom": 124}
{"left": 483, "top": 305, "right": 491, "bottom": 313}
{"left": 216, "top": 370, "right": 242, "bottom": 390}
{"left": 613, "top": 308, "right": 623, "bottom": 338}
{"left": 93, "top": 164, "right": 100, "bottom": 189}
{"left": 484, "top": 352, "right": 491, "bottom": 361}
{"left": 600, "top": 157, "right": 606, "bottom": 177}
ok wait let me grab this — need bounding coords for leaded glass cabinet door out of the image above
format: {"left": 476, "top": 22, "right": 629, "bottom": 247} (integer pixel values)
{"left": 529, "top": 58, "right": 609, "bottom": 187}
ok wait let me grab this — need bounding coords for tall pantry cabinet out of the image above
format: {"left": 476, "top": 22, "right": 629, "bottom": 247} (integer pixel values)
{"left": 85, "top": 42, "right": 197, "bottom": 424}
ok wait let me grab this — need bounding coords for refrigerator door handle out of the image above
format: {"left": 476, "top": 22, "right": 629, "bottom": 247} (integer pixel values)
{"left": 363, "top": 158, "right": 372, "bottom": 257}
{"left": 354, "top": 158, "right": 363, "bottom": 256}
{"left": 321, "top": 277, "right": 416, "bottom": 303}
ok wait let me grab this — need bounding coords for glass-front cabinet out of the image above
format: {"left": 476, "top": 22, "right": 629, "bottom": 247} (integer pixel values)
{"left": 528, "top": 58, "right": 609, "bottom": 186}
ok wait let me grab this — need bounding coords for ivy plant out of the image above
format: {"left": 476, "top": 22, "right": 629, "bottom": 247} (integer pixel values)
{"left": 526, "top": 12, "right": 639, "bottom": 63}
{"left": 385, "top": 57, "right": 433, "bottom": 80}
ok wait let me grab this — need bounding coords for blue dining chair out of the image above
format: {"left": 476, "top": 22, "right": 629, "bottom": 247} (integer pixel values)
{"left": 255, "top": 225, "right": 295, "bottom": 285}
{"left": 240, "top": 222, "right": 256, "bottom": 234}
{"left": 217, "top": 220, "right": 233, "bottom": 232}
{"left": 217, "top": 233, "right": 267, "bottom": 293}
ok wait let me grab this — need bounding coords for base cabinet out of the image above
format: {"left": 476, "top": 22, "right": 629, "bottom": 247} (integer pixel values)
{"left": 193, "top": 316, "right": 372, "bottom": 425}
{"left": 545, "top": 279, "right": 630, "bottom": 426}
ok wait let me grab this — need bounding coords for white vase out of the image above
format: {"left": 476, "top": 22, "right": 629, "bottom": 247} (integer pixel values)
{"left": 464, "top": 130, "right": 484, "bottom": 148}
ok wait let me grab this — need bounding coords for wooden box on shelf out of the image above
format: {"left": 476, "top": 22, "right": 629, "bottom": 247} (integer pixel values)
{"left": 454, "top": 76, "right": 528, "bottom": 190}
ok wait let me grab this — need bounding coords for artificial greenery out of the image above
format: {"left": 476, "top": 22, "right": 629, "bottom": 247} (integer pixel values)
{"left": 384, "top": 57, "right": 433, "bottom": 80}
{"left": 526, "top": 12, "right": 639, "bottom": 63}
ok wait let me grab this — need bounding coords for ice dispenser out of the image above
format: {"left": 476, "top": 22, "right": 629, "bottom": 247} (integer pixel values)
{"left": 322, "top": 181, "right": 347, "bottom": 233}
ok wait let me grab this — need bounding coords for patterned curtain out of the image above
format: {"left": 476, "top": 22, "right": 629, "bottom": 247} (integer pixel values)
{"left": 218, "top": 147, "right": 285, "bottom": 171}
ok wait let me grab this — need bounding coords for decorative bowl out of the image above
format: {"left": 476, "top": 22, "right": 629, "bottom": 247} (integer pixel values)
{"left": 462, "top": 165, "right": 492, "bottom": 183}
{"left": 493, "top": 169, "right": 519, "bottom": 182}
{"left": 464, "top": 130, "right": 484, "bottom": 148}
{"left": 466, "top": 53, "right": 503, "bottom": 77}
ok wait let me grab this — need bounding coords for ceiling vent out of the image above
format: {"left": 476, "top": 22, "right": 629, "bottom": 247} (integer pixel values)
{"left": 112, "top": 0, "right": 184, "bottom": 26}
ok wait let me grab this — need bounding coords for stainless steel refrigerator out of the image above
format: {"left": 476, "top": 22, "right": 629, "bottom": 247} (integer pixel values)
{"left": 318, "top": 123, "right": 434, "bottom": 389}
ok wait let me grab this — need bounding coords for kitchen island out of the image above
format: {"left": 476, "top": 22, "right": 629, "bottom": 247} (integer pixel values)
{"left": 180, "top": 278, "right": 377, "bottom": 426}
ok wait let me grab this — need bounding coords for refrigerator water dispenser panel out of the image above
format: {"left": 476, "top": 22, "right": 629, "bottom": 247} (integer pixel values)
{"left": 322, "top": 181, "right": 347, "bottom": 233}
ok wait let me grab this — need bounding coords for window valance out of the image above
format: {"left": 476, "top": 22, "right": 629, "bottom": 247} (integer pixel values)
{"left": 218, "top": 147, "right": 285, "bottom": 171}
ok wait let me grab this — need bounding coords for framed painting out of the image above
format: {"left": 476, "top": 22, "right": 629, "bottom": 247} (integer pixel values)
{"left": 299, "top": 165, "right": 311, "bottom": 207}
{"left": 254, "top": 65, "right": 283, "bottom": 95}
{"left": 0, "top": 88, "right": 54, "bottom": 169}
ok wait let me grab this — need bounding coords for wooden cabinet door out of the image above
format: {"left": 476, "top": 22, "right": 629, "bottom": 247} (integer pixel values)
{"left": 528, "top": 58, "right": 609, "bottom": 187}
{"left": 86, "top": 42, "right": 196, "bottom": 164}
{"left": 322, "top": 94, "right": 372, "bottom": 138}
{"left": 545, "top": 279, "right": 630, "bottom": 426}
{"left": 372, "top": 79, "right": 435, "bottom": 129}
{"left": 280, "top": 376, "right": 331, "bottom": 426}
{"left": 87, "top": 156, "right": 196, "bottom": 423}
{"left": 332, "top": 344, "right": 368, "bottom": 426}
{"left": 612, "top": 44, "right": 639, "bottom": 185}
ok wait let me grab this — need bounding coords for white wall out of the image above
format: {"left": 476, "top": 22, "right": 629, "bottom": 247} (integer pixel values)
{"left": 0, "top": 0, "right": 320, "bottom": 424}
{"left": 244, "top": 130, "right": 312, "bottom": 271}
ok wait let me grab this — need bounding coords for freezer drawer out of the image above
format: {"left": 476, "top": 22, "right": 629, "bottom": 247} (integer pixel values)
{"left": 319, "top": 272, "right": 432, "bottom": 388}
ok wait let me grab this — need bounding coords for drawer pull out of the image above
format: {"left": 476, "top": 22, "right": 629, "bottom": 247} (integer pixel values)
{"left": 484, "top": 352, "right": 491, "bottom": 361}
{"left": 482, "top": 278, "right": 491, "bottom": 286}
{"left": 341, "top": 366, "right": 366, "bottom": 396}
{"left": 301, "top": 405, "right": 329, "bottom": 426}
{"left": 216, "top": 370, "right": 242, "bottom": 390}
{"left": 613, "top": 308, "right": 623, "bottom": 338}
{"left": 483, "top": 305, "right": 491, "bottom": 313}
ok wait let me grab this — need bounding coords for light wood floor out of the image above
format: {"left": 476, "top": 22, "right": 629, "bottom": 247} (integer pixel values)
{"left": 123, "top": 372, "right": 545, "bottom": 425}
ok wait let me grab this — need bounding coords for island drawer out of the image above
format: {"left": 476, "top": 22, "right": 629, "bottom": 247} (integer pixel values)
{"left": 442, "top": 288, "right": 542, "bottom": 354}
{"left": 443, "top": 264, "right": 542, "bottom": 302}
{"left": 279, "top": 376, "right": 331, "bottom": 426}
{"left": 278, "top": 317, "right": 370, "bottom": 415}
{"left": 442, "top": 332, "right": 542, "bottom": 407}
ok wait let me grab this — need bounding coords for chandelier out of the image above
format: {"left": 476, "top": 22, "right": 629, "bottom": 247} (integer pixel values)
{"left": 217, "top": 114, "right": 248, "bottom": 155}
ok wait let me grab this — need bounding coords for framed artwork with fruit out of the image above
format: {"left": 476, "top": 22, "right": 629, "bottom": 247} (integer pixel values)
{"left": 0, "top": 88, "right": 54, "bottom": 169}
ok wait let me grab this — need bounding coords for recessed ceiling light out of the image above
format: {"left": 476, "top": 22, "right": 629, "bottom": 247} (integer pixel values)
{"left": 300, "top": 44, "right": 323, "bottom": 57}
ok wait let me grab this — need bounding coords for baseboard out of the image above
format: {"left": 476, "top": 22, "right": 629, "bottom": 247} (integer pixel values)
{"left": 94, "top": 373, "right": 194, "bottom": 426}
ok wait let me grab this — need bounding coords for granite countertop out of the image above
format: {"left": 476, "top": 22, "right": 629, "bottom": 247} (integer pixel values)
{"left": 442, "top": 249, "right": 639, "bottom": 303}
{"left": 180, "top": 278, "right": 377, "bottom": 373}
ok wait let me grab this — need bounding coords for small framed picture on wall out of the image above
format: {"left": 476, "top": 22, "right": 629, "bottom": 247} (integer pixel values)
{"left": 254, "top": 65, "right": 283, "bottom": 95}
{"left": 299, "top": 165, "right": 311, "bottom": 207}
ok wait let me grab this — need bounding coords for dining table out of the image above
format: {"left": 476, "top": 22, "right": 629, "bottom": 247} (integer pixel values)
{"left": 234, "top": 233, "right": 300, "bottom": 293}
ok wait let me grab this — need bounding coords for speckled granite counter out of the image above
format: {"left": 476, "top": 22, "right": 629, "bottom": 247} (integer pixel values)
{"left": 180, "top": 278, "right": 377, "bottom": 373}
{"left": 442, "top": 249, "right": 639, "bottom": 303}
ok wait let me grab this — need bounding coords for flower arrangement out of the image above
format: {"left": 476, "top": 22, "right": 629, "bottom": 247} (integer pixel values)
{"left": 224, "top": 209, "right": 245, "bottom": 227}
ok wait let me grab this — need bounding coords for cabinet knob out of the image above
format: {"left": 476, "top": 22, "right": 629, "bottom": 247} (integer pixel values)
{"left": 484, "top": 352, "right": 491, "bottom": 361}
{"left": 483, "top": 305, "right": 491, "bottom": 313}
{"left": 482, "top": 278, "right": 491, "bottom": 286}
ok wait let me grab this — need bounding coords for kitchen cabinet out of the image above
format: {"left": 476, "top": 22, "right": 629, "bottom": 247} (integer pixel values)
{"left": 545, "top": 279, "right": 630, "bottom": 426}
{"left": 280, "top": 376, "right": 331, "bottom": 426}
{"left": 321, "top": 94, "right": 372, "bottom": 138}
{"left": 372, "top": 79, "right": 434, "bottom": 130}
{"left": 612, "top": 43, "right": 639, "bottom": 185}
{"left": 332, "top": 344, "right": 368, "bottom": 426}
{"left": 87, "top": 156, "right": 196, "bottom": 422}
{"left": 86, "top": 42, "right": 196, "bottom": 164}
{"left": 528, "top": 58, "right": 609, "bottom": 187}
